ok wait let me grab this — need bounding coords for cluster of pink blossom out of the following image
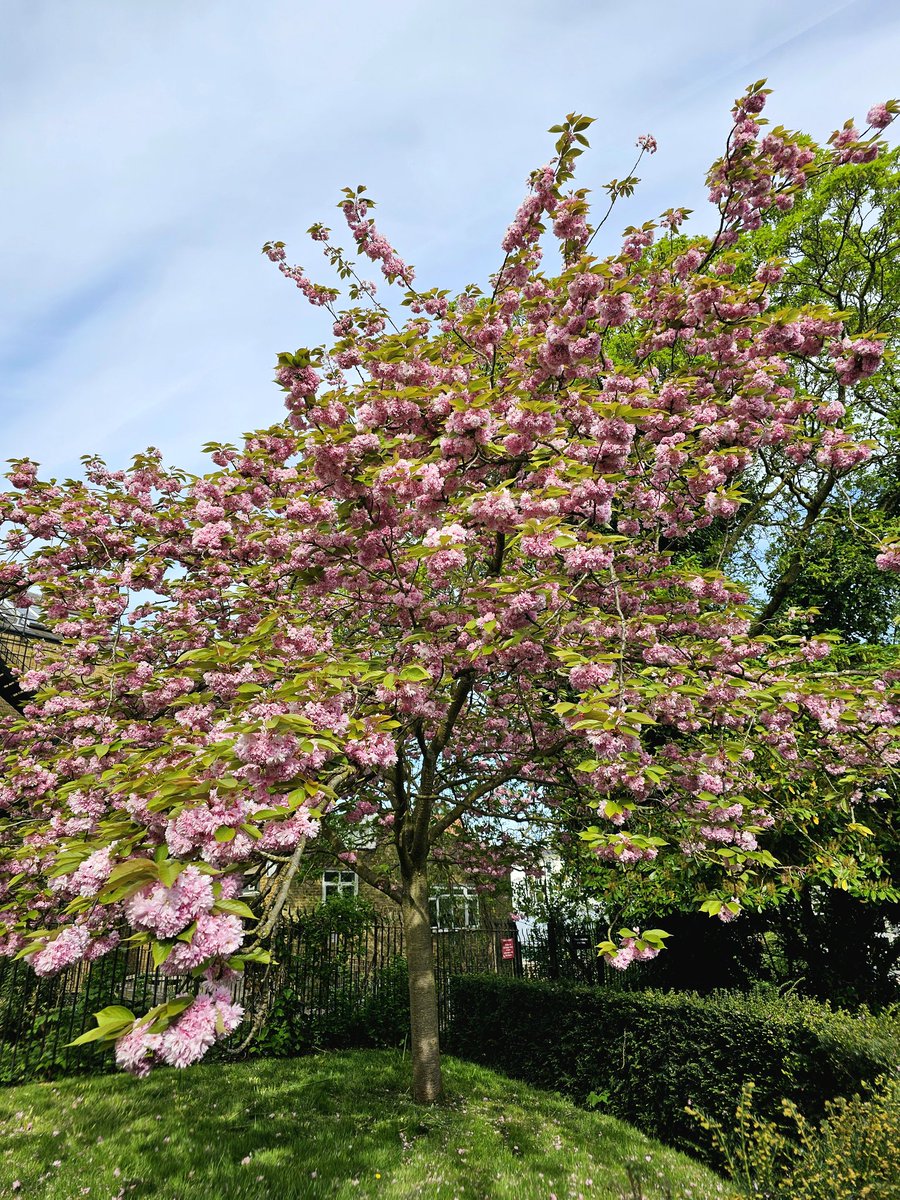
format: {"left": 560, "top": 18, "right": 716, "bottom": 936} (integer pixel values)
{"left": 114, "top": 985, "right": 243, "bottom": 1076}
{"left": 125, "top": 866, "right": 216, "bottom": 939}
{"left": 263, "top": 242, "right": 335, "bottom": 306}
{"left": 552, "top": 195, "right": 590, "bottom": 247}
{"left": 715, "top": 903, "right": 740, "bottom": 924}
{"left": 340, "top": 194, "right": 415, "bottom": 285}
{"left": 51, "top": 845, "right": 114, "bottom": 899}
{"left": 876, "top": 544, "right": 900, "bottom": 572}
{"left": 593, "top": 834, "right": 658, "bottom": 866}
{"left": 31, "top": 924, "right": 91, "bottom": 976}
{"left": 161, "top": 912, "right": 244, "bottom": 974}
{"left": 829, "top": 123, "right": 880, "bottom": 165}
{"left": 422, "top": 522, "right": 470, "bottom": 576}
{"left": 815, "top": 430, "right": 872, "bottom": 471}
{"left": 502, "top": 163, "right": 558, "bottom": 253}
{"left": 162, "top": 796, "right": 318, "bottom": 866}
{"left": 607, "top": 934, "right": 660, "bottom": 971}
{"left": 344, "top": 731, "right": 398, "bottom": 768}
{"left": 867, "top": 103, "right": 895, "bottom": 130}
{"left": 829, "top": 336, "right": 885, "bottom": 385}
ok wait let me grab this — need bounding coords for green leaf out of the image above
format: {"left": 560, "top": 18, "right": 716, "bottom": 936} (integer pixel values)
{"left": 67, "top": 1024, "right": 122, "bottom": 1047}
{"left": 848, "top": 822, "right": 874, "bottom": 837}
{"left": 67, "top": 1003, "right": 136, "bottom": 1047}
{"left": 214, "top": 826, "right": 237, "bottom": 843}
{"left": 157, "top": 996, "right": 193, "bottom": 1020}
{"left": 159, "top": 859, "right": 186, "bottom": 888}
{"left": 151, "top": 941, "right": 176, "bottom": 968}
{"left": 96, "top": 1005, "right": 136, "bottom": 1026}
{"left": 237, "top": 946, "right": 272, "bottom": 965}
{"left": 214, "top": 898, "right": 257, "bottom": 920}
{"left": 97, "top": 858, "right": 158, "bottom": 902}
{"left": 105, "top": 859, "right": 158, "bottom": 886}
{"left": 398, "top": 664, "right": 431, "bottom": 682}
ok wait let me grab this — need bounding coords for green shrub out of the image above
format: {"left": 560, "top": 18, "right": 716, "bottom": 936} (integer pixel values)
{"left": 694, "top": 1075, "right": 900, "bottom": 1198}
{"left": 291, "top": 893, "right": 377, "bottom": 944}
{"left": 447, "top": 975, "right": 898, "bottom": 1162}
{"left": 350, "top": 957, "right": 410, "bottom": 1048}
{"left": 241, "top": 956, "right": 410, "bottom": 1058}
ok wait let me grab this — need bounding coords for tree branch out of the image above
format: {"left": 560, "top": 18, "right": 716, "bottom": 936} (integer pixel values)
{"left": 429, "top": 735, "right": 573, "bottom": 844}
{"left": 749, "top": 471, "right": 839, "bottom": 635}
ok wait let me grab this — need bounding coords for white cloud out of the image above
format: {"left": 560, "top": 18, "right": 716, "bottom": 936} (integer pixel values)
{"left": 2, "top": 0, "right": 898, "bottom": 475}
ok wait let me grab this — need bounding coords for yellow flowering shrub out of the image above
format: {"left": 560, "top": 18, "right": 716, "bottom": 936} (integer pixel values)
{"left": 692, "top": 1075, "right": 900, "bottom": 1199}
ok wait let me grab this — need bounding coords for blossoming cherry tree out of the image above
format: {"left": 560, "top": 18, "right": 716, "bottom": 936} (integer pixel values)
{"left": 1, "top": 87, "right": 899, "bottom": 1103}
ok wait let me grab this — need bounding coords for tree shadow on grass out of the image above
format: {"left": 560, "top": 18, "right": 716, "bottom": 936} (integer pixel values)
{"left": 0, "top": 1051, "right": 725, "bottom": 1200}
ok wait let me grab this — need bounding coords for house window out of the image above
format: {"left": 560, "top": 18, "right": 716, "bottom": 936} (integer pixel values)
{"left": 343, "top": 814, "right": 377, "bottom": 851}
{"left": 429, "top": 885, "right": 479, "bottom": 931}
{"left": 322, "top": 869, "right": 358, "bottom": 902}
{"left": 241, "top": 859, "right": 279, "bottom": 898}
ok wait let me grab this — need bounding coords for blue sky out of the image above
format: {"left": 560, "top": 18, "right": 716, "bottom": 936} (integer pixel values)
{"left": 2, "top": 0, "right": 899, "bottom": 479}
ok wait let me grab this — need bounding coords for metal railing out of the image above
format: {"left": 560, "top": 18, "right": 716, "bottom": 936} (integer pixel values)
{"left": 0, "top": 603, "right": 58, "bottom": 711}
{"left": 0, "top": 912, "right": 633, "bottom": 1084}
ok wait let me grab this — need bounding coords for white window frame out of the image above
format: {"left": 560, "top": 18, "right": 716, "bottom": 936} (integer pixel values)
{"left": 321, "top": 868, "right": 359, "bottom": 903}
{"left": 429, "top": 885, "right": 480, "bottom": 931}
{"left": 241, "top": 858, "right": 279, "bottom": 898}
{"left": 343, "top": 814, "right": 378, "bottom": 851}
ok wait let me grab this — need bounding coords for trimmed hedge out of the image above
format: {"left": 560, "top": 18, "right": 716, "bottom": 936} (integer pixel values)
{"left": 447, "top": 975, "right": 899, "bottom": 1160}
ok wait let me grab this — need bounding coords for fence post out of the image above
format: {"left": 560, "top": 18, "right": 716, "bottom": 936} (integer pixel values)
{"left": 547, "top": 914, "right": 560, "bottom": 980}
{"left": 511, "top": 922, "right": 523, "bottom": 978}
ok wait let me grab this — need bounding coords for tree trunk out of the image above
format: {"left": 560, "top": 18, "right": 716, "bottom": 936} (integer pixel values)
{"left": 400, "top": 860, "right": 443, "bottom": 1104}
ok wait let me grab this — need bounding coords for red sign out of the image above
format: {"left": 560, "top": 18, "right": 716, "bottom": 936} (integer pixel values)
{"left": 500, "top": 937, "right": 516, "bottom": 961}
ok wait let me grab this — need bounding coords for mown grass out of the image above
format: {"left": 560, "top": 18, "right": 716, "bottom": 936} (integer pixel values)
{"left": 0, "top": 1050, "right": 727, "bottom": 1199}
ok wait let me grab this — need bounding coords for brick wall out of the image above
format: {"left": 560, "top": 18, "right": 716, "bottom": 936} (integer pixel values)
{"left": 281, "top": 849, "right": 512, "bottom": 924}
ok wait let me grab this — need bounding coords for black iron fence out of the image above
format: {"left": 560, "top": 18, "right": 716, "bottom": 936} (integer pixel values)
{"left": 0, "top": 604, "right": 58, "bottom": 711}
{"left": 0, "top": 913, "right": 633, "bottom": 1084}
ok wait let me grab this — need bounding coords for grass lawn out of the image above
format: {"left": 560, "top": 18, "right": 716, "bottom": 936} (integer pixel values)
{"left": 0, "top": 1050, "right": 727, "bottom": 1200}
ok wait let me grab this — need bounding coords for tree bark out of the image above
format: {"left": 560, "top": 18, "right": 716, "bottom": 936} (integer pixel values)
{"left": 749, "top": 472, "right": 837, "bottom": 635}
{"left": 400, "top": 859, "right": 443, "bottom": 1104}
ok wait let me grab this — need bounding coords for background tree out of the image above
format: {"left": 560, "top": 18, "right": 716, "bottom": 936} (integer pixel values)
{"left": 1, "top": 87, "right": 899, "bottom": 1105}
{"left": 567, "top": 149, "right": 900, "bottom": 1004}
{"left": 741, "top": 145, "right": 900, "bottom": 637}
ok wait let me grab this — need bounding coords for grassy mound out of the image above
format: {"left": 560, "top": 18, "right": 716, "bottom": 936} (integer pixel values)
{"left": 0, "top": 1050, "right": 725, "bottom": 1199}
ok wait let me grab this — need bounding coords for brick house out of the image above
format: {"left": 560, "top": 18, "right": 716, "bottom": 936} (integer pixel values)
{"left": 271, "top": 818, "right": 513, "bottom": 930}
{"left": 285, "top": 857, "right": 510, "bottom": 929}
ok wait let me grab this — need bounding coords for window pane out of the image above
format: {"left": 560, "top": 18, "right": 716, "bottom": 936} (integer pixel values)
{"left": 429, "top": 886, "right": 480, "bottom": 929}
{"left": 322, "top": 870, "right": 358, "bottom": 901}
